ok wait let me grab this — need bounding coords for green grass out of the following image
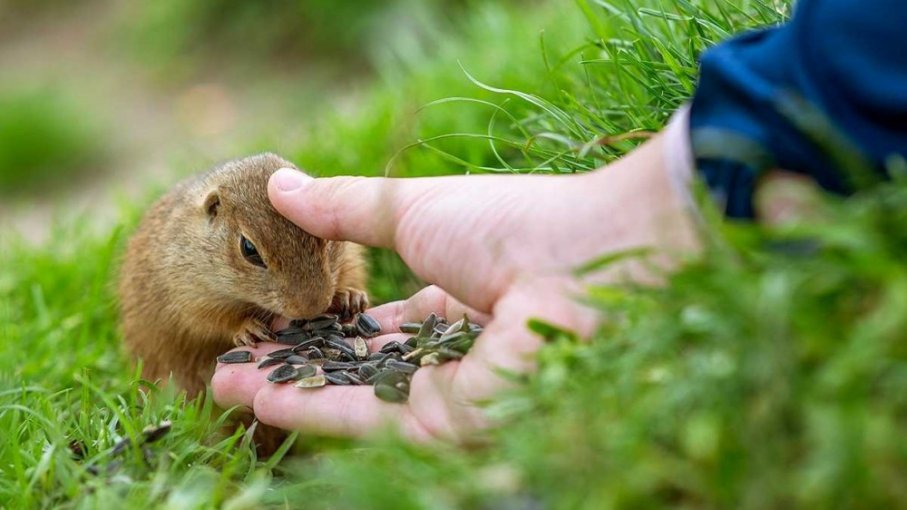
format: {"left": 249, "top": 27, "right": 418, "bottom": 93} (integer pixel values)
{"left": 3, "top": 0, "right": 906, "bottom": 508}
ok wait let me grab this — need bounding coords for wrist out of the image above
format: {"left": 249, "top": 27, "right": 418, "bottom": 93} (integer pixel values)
{"left": 579, "top": 130, "right": 700, "bottom": 284}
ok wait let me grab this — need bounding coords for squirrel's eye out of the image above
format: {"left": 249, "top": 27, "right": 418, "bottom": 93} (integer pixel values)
{"left": 240, "top": 235, "right": 266, "bottom": 268}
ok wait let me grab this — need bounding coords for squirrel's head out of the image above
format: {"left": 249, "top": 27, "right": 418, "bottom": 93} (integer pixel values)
{"left": 191, "top": 153, "right": 337, "bottom": 319}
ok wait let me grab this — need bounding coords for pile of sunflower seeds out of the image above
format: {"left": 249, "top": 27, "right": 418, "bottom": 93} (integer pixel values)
{"left": 217, "top": 312, "right": 482, "bottom": 403}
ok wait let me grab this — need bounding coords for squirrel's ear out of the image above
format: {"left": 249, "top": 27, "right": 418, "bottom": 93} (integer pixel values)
{"left": 203, "top": 190, "right": 220, "bottom": 219}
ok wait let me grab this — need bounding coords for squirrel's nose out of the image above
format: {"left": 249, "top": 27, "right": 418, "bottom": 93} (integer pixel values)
{"left": 282, "top": 291, "right": 333, "bottom": 320}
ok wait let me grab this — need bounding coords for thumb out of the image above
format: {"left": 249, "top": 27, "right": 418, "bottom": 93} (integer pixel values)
{"left": 269, "top": 168, "right": 409, "bottom": 248}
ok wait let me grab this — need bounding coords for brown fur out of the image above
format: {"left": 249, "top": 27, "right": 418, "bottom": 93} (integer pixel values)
{"left": 118, "top": 153, "right": 367, "bottom": 447}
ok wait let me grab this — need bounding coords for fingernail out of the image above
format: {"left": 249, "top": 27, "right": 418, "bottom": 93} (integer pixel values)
{"left": 272, "top": 168, "right": 313, "bottom": 192}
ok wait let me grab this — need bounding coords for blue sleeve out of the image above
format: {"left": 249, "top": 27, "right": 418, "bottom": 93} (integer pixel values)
{"left": 688, "top": 0, "right": 907, "bottom": 219}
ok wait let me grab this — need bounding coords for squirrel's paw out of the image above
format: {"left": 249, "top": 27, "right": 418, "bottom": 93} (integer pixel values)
{"left": 329, "top": 287, "right": 370, "bottom": 321}
{"left": 233, "top": 318, "right": 275, "bottom": 347}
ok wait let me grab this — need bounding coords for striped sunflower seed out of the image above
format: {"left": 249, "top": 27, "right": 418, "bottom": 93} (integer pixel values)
{"left": 375, "top": 381, "right": 409, "bottom": 403}
{"left": 385, "top": 359, "right": 419, "bottom": 374}
{"left": 267, "top": 348, "right": 296, "bottom": 359}
{"left": 354, "top": 337, "right": 369, "bottom": 359}
{"left": 217, "top": 351, "right": 253, "bottom": 364}
{"left": 257, "top": 357, "right": 284, "bottom": 369}
{"left": 399, "top": 322, "right": 422, "bottom": 334}
{"left": 355, "top": 313, "right": 381, "bottom": 338}
{"left": 267, "top": 364, "right": 301, "bottom": 383}
{"left": 294, "top": 375, "right": 326, "bottom": 389}
{"left": 295, "top": 364, "right": 317, "bottom": 379}
{"left": 324, "top": 372, "right": 351, "bottom": 385}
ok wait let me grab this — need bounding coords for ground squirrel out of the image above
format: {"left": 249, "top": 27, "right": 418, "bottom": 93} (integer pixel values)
{"left": 118, "top": 153, "right": 368, "bottom": 397}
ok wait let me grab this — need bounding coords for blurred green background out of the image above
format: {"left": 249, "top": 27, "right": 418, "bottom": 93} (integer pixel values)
{"left": 2, "top": 0, "right": 905, "bottom": 508}
{"left": 0, "top": 0, "right": 491, "bottom": 242}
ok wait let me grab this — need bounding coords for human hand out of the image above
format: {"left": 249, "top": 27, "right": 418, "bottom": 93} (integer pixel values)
{"left": 211, "top": 134, "right": 698, "bottom": 441}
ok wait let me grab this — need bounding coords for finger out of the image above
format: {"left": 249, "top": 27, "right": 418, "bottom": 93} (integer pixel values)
{"left": 388, "top": 277, "right": 600, "bottom": 442}
{"left": 251, "top": 384, "right": 432, "bottom": 440}
{"left": 212, "top": 343, "right": 288, "bottom": 408}
{"left": 269, "top": 169, "right": 426, "bottom": 248}
{"left": 367, "top": 285, "right": 491, "bottom": 333}
{"left": 268, "top": 170, "right": 513, "bottom": 312}
{"left": 420, "top": 276, "right": 599, "bottom": 419}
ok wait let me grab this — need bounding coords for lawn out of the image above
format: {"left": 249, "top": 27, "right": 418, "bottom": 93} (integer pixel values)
{"left": 1, "top": 0, "right": 905, "bottom": 508}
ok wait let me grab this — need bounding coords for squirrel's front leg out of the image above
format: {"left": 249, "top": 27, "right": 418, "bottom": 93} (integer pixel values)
{"left": 233, "top": 317, "right": 275, "bottom": 347}
{"left": 329, "top": 287, "right": 370, "bottom": 320}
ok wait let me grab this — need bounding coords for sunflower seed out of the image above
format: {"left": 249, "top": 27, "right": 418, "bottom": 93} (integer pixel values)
{"left": 217, "top": 351, "right": 253, "bottom": 364}
{"left": 257, "top": 357, "right": 284, "bottom": 369}
{"left": 355, "top": 313, "right": 381, "bottom": 338}
{"left": 342, "top": 323, "right": 359, "bottom": 337}
{"left": 111, "top": 437, "right": 131, "bottom": 456}
{"left": 442, "top": 317, "right": 467, "bottom": 336}
{"left": 305, "top": 314, "right": 339, "bottom": 330}
{"left": 295, "top": 364, "right": 317, "bottom": 378}
{"left": 295, "top": 375, "right": 327, "bottom": 389}
{"left": 417, "top": 313, "right": 438, "bottom": 338}
{"left": 267, "top": 348, "right": 296, "bottom": 359}
{"left": 375, "top": 381, "right": 409, "bottom": 403}
{"left": 284, "top": 355, "right": 309, "bottom": 365}
{"left": 368, "top": 352, "right": 389, "bottom": 362}
{"left": 374, "top": 368, "right": 408, "bottom": 386}
{"left": 275, "top": 326, "right": 307, "bottom": 337}
{"left": 325, "top": 337, "right": 355, "bottom": 358}
{"left": 314, "top": 322, "right": 344, "bottom": 335}
{"left": 322, "top": 361, "right": 355, "bottom": 372}
{"left": 267, "top": 364, "right": 301, "bottom": 383}
{"left": 141, "top": 421, "right": 172, "bottom": 444}
{"left": 380, "top": 341, "right": 404, "bottom": 354}
{"left": 292, "top": 337, "right": 325, "bottom": 352}
{"left": 404, "top": 337, "right": 418, "bottom": 348}
{"left": 324, "top": 372, "right": 351, "bottom": 385}
{"left": 385, "top": 359, "right": 419, "bottom": 374}
{"left": 400, "top": 322, "right": 422, "bottom": 334}
{"left": 354, "top": 337, "right": 369, "bottom": 359}
{"left": 345, "top": 372, "right": 366, "bottom": 385}
{"left": 274, "top": 332, "right": 309, "bottom": 345}
{"left": 358, "top": 363, "right": 379, "bottom": 379}
{"left": 381, "top": 352, "right": 402, "bottom": 364}
{"left": 306, "top": 346, "right": 325, "bottom": 359}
